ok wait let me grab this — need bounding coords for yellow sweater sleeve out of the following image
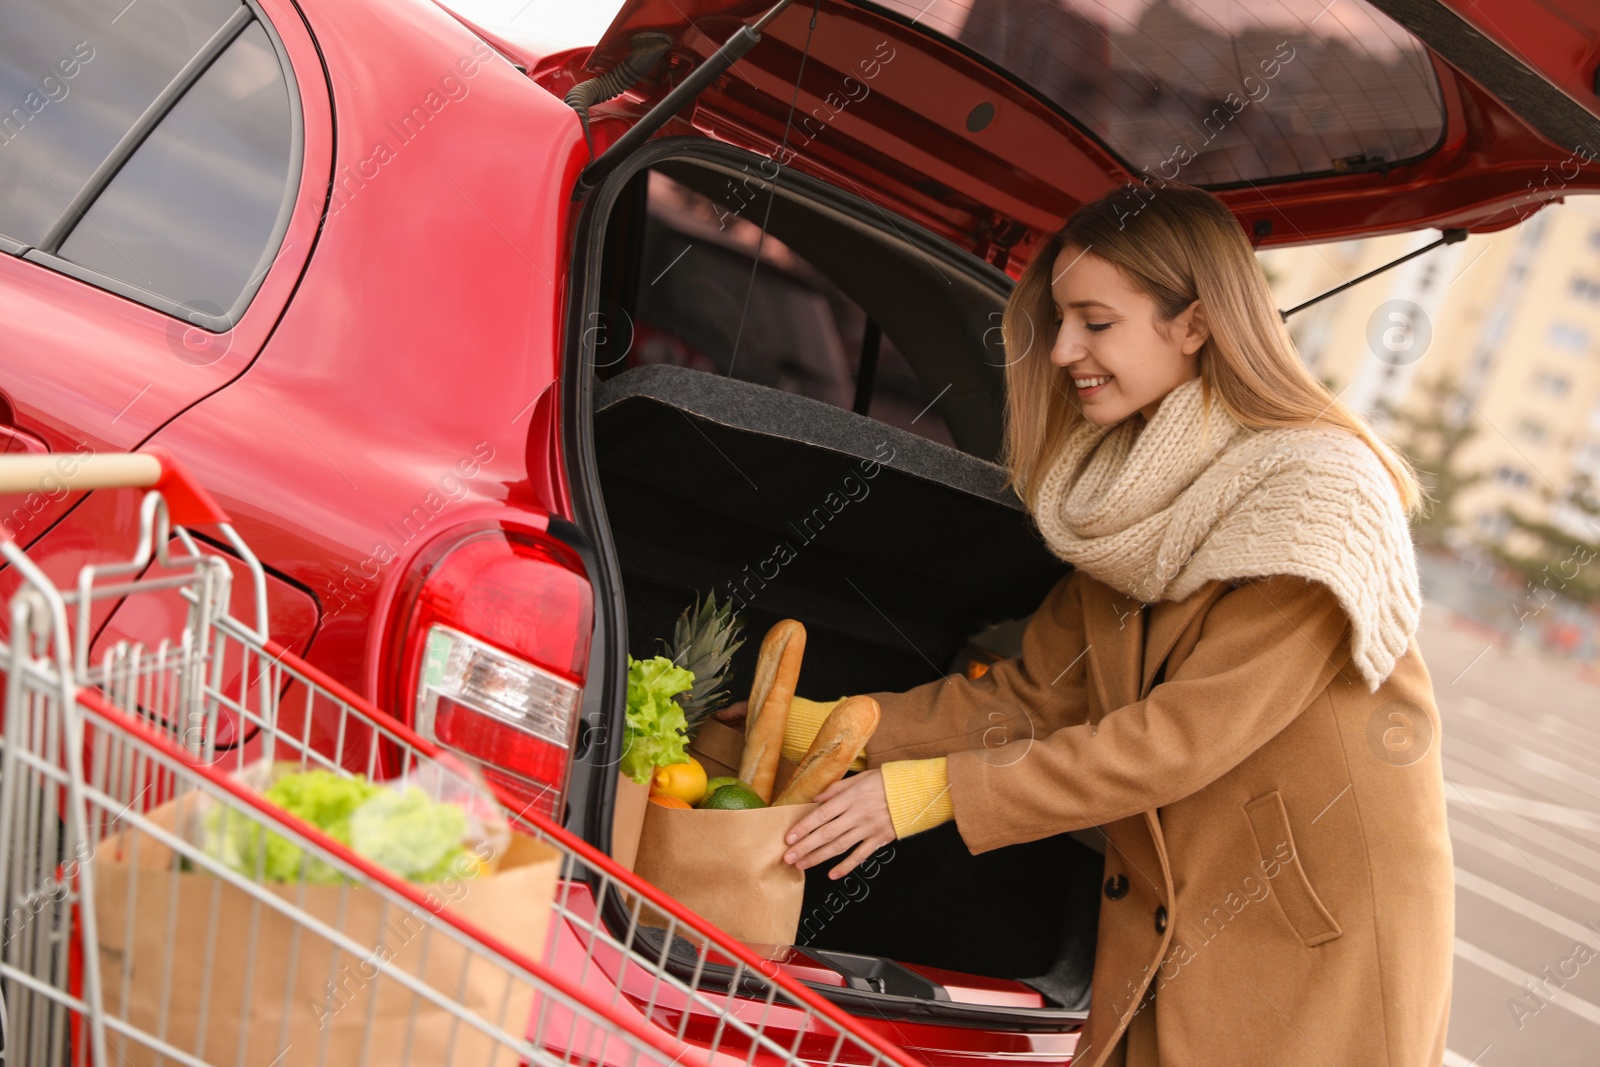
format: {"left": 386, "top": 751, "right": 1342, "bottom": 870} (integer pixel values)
{"left": 780, "top": 696, "right": 867, "bottom": 769}
{"left": 878, "top": 757, "right": 954, "bottom": 838}
{"left": 782, "top": 698, "right": 951, "bottom": 837}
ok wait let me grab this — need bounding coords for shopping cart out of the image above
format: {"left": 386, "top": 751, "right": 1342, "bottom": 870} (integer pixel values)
{"left": 0, "top": 450, "right": 920, "bottom": 1067}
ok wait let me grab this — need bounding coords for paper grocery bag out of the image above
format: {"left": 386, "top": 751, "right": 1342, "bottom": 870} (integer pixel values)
{"left": 627, "top": 722, "right": 812, "bottom": 947}
{"left": 89, "top": 794, "right": 561, "bottom": 1067}
{"left": 632, "top": 801, "right": 817, "bottom": 948}
{"left": 687, "top": 719, "right": 799, "bottom": 787}
{"left": 611, "top": 770, "right": 651, "bottom": 871}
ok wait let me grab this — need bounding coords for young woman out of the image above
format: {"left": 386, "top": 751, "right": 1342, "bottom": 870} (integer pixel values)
{"left": 719, "top": 179, "right": 1454, "bottom": 1067}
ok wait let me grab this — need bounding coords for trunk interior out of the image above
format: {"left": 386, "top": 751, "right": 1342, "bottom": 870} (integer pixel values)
{"left": 583, "top": 148, "right": 1103, "bottom": 1016}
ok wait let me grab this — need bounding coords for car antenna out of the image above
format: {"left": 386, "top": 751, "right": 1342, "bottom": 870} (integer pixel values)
{"left": 573, "top": 0, "right": 799, "bottom": 198}
{"left": 1278, "top": 227, "right": 1468, "bottom": 321}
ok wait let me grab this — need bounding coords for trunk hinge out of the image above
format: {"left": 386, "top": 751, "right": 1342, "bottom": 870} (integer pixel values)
{"left": 572, "top": 0, "right": 800, "bottom": 199}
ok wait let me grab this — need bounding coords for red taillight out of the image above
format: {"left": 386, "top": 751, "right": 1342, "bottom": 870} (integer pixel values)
{"left": 392, "top": 527, "right": 592, "bottom": 822}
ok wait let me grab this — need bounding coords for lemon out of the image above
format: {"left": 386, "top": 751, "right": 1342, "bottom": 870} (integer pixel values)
{"left": 650, "top": 757, "right": 707, "bottom": 805}
{"left": 699, "top": 784, "right": 766, "bottom": 810}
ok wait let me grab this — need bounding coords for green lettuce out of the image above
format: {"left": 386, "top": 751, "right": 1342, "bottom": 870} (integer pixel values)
{"left": 203, "top": 768, "right": 476, "bottom": 885}
{"left": 349, "top": 785, "right": 471, "bottom": 883}
{"left": 621, "top": 655, "right": 694, "bottom": 784}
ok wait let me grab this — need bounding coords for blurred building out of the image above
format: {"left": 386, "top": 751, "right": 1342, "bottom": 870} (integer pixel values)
{"left": 1260, "top": 196, "right": 1600, "bottom": 560}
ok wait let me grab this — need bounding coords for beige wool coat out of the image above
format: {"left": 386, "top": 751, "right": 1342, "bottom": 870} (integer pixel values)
{"left": 857, "top": 567, "right": 1454, "bottom": 1067}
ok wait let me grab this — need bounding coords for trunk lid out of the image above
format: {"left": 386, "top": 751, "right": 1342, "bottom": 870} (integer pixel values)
{"left": 577, "top": 0, "right": 1600, "bottom": 268}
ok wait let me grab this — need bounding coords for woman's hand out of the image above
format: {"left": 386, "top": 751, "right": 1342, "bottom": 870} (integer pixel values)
{"left": 781, "top": 768, "right": 896, "bottom": 879}
{"left": 712, "top": 699, "right": 747, "bottom": 728}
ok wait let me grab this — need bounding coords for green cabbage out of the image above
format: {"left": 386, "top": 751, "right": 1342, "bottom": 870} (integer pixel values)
{"left": 621, "top": 655, "right": 694, "bottom": 784}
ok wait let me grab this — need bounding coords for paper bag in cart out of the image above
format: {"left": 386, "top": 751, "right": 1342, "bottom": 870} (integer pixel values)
{"left": 89, "top": 795, "right": 561, "bottom": 1067}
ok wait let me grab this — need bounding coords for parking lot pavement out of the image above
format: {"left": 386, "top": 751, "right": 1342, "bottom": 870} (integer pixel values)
{"left": 1417, "top": 602, "right": 1600, "bottom": 1066}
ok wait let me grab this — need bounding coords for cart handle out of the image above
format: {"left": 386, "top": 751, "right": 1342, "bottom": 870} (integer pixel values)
{"left": 0, "top": 446, "right": 267, "bottom": 644}
{"left": 0, "top": 446, "right": 230, "bottom": 534}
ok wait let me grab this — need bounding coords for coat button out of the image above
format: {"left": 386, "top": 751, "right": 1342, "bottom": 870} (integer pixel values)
{"left": 1154, "top": 905, "right": 1168, "bottom": 933}
{"left": 1104, "top": 875, "right": 1129, "bottom": 900}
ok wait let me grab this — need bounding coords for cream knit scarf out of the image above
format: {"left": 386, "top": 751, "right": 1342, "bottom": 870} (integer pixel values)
{"left": 1032, "top": 375, "right": 1421, "bottom": 692}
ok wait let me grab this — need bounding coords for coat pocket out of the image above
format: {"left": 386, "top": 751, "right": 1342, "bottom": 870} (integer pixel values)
{"left": 1244, "top": 790, "right": 1342, "bottom": 947}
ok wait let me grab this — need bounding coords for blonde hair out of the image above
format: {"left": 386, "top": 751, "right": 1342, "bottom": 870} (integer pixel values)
{"left": 999, "top": 179, "right": 1425, "bottom": 518}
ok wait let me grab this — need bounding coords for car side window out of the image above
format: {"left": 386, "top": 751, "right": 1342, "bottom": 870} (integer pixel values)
{"left": 56, "top": 20, "right": 294, "bottom": 323}
{"left": 0, "top": 0, "right": 241, "bottom": 246}
{"left": 2, "top": 0, "right": 298, "bottom": 329}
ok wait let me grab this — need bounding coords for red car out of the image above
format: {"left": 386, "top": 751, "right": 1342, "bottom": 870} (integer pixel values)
{"left": 1, "top": 0, "right": 1595, "bottom": 1061}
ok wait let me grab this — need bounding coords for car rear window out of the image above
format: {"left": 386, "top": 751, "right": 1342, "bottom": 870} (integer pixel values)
{"left": 866, "top": 0, "right": 1445, "bottom": 185}
{"left": 0, "top": 0, "right": 240, "bottom": 245}
{"left": 598, "top": 169, "right": 962, "bottom": 451}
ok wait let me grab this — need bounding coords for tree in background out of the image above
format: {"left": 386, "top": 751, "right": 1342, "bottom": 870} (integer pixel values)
{"left": 1371, "top": 371, "right": 1485, "bottom": 552}
{"left": 1497, "top": 473, "right": 1600, "bottom": 608}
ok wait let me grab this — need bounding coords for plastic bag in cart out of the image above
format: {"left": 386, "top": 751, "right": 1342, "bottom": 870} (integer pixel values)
{"left": 185, "top": 753, "right": 512, "bottom": 885}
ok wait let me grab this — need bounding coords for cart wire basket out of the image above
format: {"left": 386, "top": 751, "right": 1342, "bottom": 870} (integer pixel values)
{"left": 0, "top": 449, "right": 919, "bottom": 1067}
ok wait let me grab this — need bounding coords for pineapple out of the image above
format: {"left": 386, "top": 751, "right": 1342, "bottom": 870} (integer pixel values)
{"left": 658, "top": 590, "right": 746, "bottom": 734}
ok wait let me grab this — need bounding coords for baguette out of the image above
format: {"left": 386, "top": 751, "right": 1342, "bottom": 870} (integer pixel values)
{"left": 739, "top": 619, "right": 806, "bottom": 803}
{"left": 773, "top": 695, "right": 880, "bottom": 806}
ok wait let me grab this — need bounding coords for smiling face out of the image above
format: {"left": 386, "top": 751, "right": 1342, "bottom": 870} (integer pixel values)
{"left": 1048, "top": 243, "right": 1210, "bottom": 427}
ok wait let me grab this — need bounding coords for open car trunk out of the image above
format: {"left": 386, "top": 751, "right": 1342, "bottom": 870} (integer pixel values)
{"left": 593, "top": 362, "right": 1102, "bottom": 1015}
{"left": 539, "top": 0, "right": 1600, "bottom": 1042}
